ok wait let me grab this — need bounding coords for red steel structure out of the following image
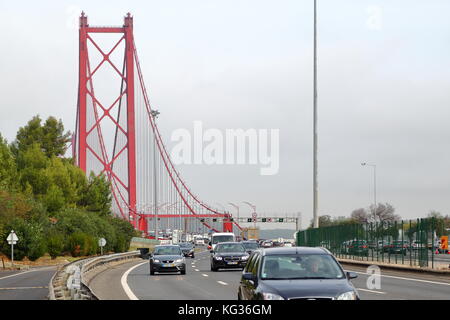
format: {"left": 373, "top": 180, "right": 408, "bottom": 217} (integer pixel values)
{"left": 74, "top": 12, "right": 240, "bottom": 237}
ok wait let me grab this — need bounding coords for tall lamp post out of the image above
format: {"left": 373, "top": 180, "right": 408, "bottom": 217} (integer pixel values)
{"left": 243, "top": 201, "right": 257, "bottom": 229}
{"left": 313, "top": 0, "right": 319, "bottom": 228}
{"left": 151, "top": 110, "right": 160, "bottom": 239}
{"left": 228, "top": 202, "right": 240, "bottom": 237}
{"left": 361, "top": 162, "right": 377, "bottom": 215}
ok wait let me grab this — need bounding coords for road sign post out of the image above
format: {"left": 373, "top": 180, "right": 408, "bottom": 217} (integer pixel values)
{"left": 7, "top": 231, "right": 19, "bottom": 268}
{"left": 98, "top": 238, "right": 106, "bottom": 255}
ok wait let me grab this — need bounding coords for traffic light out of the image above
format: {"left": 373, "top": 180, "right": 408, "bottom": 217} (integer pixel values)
{"left": 247, "top": 218, "right": 252, "bottom": 222}
{"left": 262, "top": 218, "right": 267, "bottom": 222}
{"left": 229, "top": 218, "right": 234, "bottom": 222}
{"left": 213, "top": 218, "right": 217, "bottom": 222}
{"left": 200, "top": 219, "right": 205, "bottom": 222}
{"left": 278, "top": 218, "right": 284, "bottom": 222}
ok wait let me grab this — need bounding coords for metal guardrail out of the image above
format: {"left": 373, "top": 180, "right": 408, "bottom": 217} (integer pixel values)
{"left": 49, "top": 251, "right": 140, "bottom": 300}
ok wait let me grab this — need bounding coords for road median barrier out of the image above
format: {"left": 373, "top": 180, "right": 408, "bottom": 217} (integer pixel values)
{"left": 48, "top": 251, "right": 140, "bottom": 300}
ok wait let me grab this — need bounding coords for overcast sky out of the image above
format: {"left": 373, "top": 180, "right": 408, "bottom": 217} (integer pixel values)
{"left": 1, "top": 1, "right": 449, "bottom": 229}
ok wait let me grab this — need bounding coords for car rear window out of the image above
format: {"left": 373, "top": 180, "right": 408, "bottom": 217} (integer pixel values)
{"left": 260, "top": 254, "right": 345, "bottom": 280}
{"left": 216, "top": 243, "right": 245, "bottom": 253}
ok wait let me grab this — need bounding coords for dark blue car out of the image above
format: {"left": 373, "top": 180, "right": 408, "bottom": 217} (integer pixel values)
{"left": 238, "top": 247, "right": 359, "bottom": 300}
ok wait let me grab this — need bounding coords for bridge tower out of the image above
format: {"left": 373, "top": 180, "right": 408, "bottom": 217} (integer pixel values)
{"left": 75, "top": 12, "right": 138, "bottom": 228}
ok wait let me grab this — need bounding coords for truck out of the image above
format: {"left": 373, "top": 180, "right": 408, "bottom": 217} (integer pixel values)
{"left": 209, "top": 232, "right": 236, "bottom": 250}
{"left": 240, "top": 227, "right": 259, "bottom": 241}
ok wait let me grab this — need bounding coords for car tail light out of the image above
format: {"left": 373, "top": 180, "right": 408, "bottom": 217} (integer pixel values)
{"left": 390, "top": 245, "right": 394, "bottom": 248}
{"left": 362, "top": 245, "right": 367, "bottom": 248}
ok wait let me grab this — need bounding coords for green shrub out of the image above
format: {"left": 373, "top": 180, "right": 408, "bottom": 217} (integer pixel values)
{"left": 46, "top": 233, "right": 65, "bottom": 259}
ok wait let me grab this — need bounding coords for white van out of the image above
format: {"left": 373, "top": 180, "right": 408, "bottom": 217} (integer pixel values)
{"left": 210, "top": 232, "right": 236, "bottom": 250}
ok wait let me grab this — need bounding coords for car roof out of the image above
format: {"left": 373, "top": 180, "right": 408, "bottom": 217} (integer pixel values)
{"left": 215, "top": 241, "right": 242, "bottom": 245}
{"left": 256, "top": 246, "right": 330, "bottom": 256}
{"left": 155, "top": 244, "right": 180, "bottom": 247}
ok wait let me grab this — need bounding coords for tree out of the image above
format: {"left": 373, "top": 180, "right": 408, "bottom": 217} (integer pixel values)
{"left": 0, "top": 134, "right": 18, "bottom": 191}
{"left": 78, "top": 173, "right": 111, "bottom": 216}
{"left": 427, "top": 210, "right": 447, "bottom": 237}
{"left": 371, "top": 203, "right": 400, "bottom": 223}
{"left": 0, "top": 218, "right": 46, "bottom": 261}
{"left": 17, "top": 143, "right": 49, "bottom": 196}
{"left": 11, "top": 115, "right": 71, "bottom": 158}
{"left": 46, "top": 233, "right": 65, "bottom": 259}
{"left": 350, "top": 208, "right": 369, "bottom": 224}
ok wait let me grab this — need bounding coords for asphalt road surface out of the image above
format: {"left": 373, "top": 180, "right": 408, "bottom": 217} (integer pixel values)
{"left": 91, "top": 249, "right": 450, "bottom": 300}
{"left": 0, "top": 266, "right": 56, "bottom": 300}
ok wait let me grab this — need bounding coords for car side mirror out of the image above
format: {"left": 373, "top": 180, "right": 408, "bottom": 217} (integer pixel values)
{"left": 242, "top": 272, "right": 257, "bottom": 285}
{"left": 209, "top": 241, "right": 212, "bottom": 246}
{"left": 347, "top": 271, "right": 358, "bottom": 279}
{"left": 209, "top": 250, "right": 214, "bottom": 253}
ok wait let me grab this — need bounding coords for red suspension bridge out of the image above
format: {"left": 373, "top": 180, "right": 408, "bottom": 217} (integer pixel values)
{"left": 73, "top": 12, "right": 242, "bottom": 237}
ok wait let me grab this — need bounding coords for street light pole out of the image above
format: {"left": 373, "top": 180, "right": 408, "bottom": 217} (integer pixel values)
{"left": 313, "top": 0, "right": 319, "bottom": 229}
{"left": 151, "top": 110, "right": 160, "bottom": 240}
{"left": 361, "top": 163, "right": 377, "bottom": 215}
{"left": 243, "top": 201, "right": 257, "bottom": 229}
{"left": 228, "top": 202, "right": 240, "bottom": 237}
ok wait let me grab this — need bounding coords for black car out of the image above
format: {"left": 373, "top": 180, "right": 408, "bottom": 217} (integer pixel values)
{"left": 178, "top": 242, "right": 195, "bottom": 258}
{"left": 150, "top": 245, "right": 186, "bottom": 275}
{"left": 210, "top": 242, "right": 250, "bottom": 271}
{"left": 241, "top": 241, "right": 260, "bottom": 254}
{"left": 238, "top": 247, "right": 359, "bottom": 300}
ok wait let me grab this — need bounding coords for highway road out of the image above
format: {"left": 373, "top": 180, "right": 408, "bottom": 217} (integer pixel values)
{"left": 0, "top": 266, "right": 56, "bottom": 300}
{"left": 90, "top": 249, "right": 450, "bottom": 300}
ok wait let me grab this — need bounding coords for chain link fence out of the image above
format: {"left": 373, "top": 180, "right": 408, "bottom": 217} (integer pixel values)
{"left": 297, "top": 218, "right": 448, "bottom": 269}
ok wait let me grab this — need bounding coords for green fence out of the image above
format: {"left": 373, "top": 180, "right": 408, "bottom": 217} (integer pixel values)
{"left": 296, "top": 218, "right": 445, "bottom": 269}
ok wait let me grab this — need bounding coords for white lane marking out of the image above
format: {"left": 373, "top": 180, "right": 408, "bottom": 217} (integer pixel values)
{"left": 217, "top": 281, "right": 228, "bottom": 286}
{"left": 121, "top": 261, "right": 147, "bottom": 300}
{"left": 356, "top": 288, "right": 386, "bottom": 294}
{"left": 0, "top": 268, "right": 53, "bottom": 281}
{"left": 202, "top": 274, "right": 209, "bottom": 277}
{"left": 346, "top": 269, "right": 450, "bottom": 286}
{"left": 195, "top": 269, "right": 200, "bottom": 272}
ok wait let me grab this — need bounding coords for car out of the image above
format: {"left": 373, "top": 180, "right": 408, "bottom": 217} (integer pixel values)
{"left": 178, "top": 242, "right": 195, "bottom": 258}
{"left": 272, "top": 241, "right": 283, "bottom": 247}
{"left": 262, "top": 240, "right": 273, "bottom": 248}
{"left": 210, "top": 242, "right": 250, "bottom": 271}
{"left": 347, "top": 240, "right": 369, "bottom": 257}
{"left": 388, "top": 240, "right": 410, "bottom": 255}
{"left": 149, "top": 245, "right": 186, "bottom": 275}
{"left": 237, "top": 247, "right": 359, "bottom": 300}
{"left": 241, "top": 240, "right": 260, "bottom": 254}
{"left": 283, "top": 241, "right": 293, "bottom": 247}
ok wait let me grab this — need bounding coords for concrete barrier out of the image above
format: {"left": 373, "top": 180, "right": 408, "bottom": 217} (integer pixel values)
{"left": 48, "top": 251, "right": 140, "bottom": 300}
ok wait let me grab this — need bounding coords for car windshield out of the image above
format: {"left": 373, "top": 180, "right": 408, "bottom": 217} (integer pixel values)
{"left": 154, "top": 246, "right": 182, "bottom": 255}
{"left": 260, "top": 254, "right": 345, "bottom": 280}
{"left": 212, "top": 235, "right": 234, "bottom": 244}
{"left": 242, "top": 242, "right": 259, "bottom": 250}
{"left": 216, "top": 243, "right": 245, "bottom": 253}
